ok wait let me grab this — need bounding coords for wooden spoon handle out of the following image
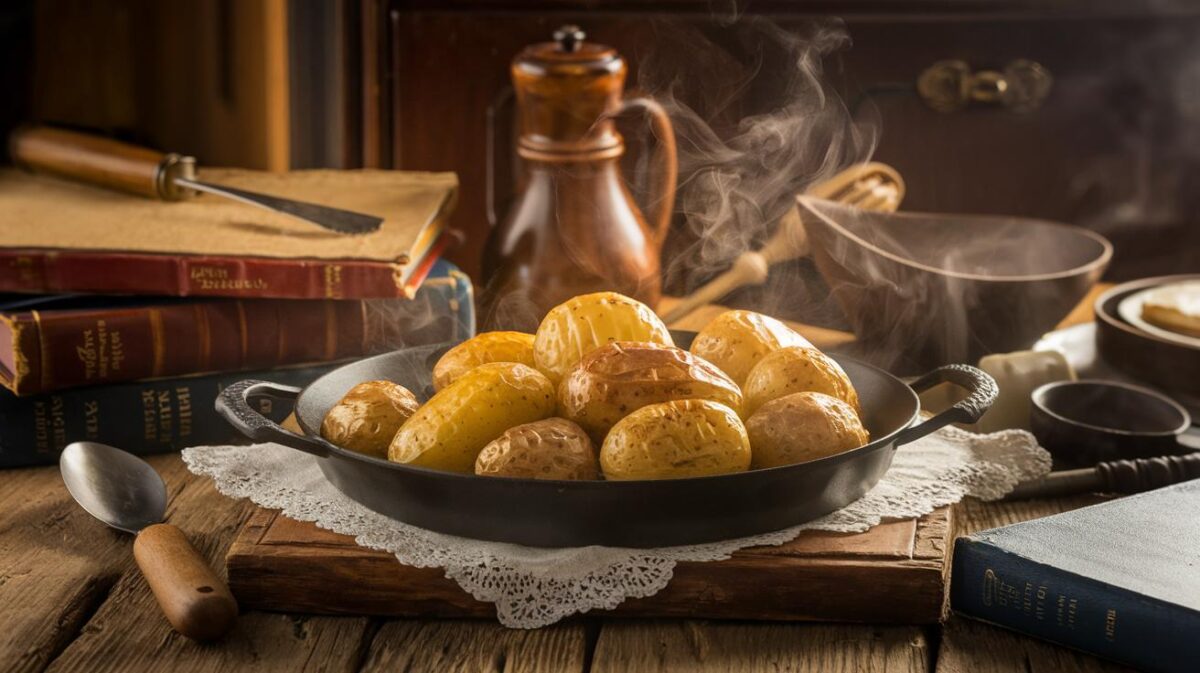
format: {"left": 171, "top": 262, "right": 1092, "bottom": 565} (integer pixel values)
{"left": 8, "top": 126, "right": 193, "bottom": 200}
{"left": 133, "top": 523, "right": 238, "bottom": 640}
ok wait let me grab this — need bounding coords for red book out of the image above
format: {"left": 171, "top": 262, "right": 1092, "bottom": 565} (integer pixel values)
{"left": 0, "top": 250, "right": 457, "bottom": 396}
{"left": 0, "top": 168, "right": 457, "bottom": 299}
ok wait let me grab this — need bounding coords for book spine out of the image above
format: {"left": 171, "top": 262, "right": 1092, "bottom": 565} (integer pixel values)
{"left": 7, "top": 299, "right": 369, "bottom": 396}
{"left": 952, "top": 538, "right": 1199, "bottom": 673}
{"left": 0, "top": 250, "right": 407, "bottom": 299}
{"left": 0, "top": 363, "right": 339, "bottom": 469}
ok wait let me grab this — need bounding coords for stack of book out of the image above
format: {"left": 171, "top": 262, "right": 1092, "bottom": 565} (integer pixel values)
{"left": 0, "top": 167, "right": 471, "bottom": 468}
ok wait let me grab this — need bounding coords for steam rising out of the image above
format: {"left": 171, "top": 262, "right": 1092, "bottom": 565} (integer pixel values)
{"left": 632, "top": 18, "right": 878, "bottom": 295}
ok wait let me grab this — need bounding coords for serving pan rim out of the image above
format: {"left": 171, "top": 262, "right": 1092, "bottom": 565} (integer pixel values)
{"left": 292, "top": 347, "right": 923, "bottom": 488}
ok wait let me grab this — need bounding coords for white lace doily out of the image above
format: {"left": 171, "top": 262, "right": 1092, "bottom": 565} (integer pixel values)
{"left": 183, "top": 426, "right": 1049, "bottom": 628}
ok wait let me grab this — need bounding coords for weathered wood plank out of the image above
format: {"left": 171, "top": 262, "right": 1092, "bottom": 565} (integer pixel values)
{"left": 0, "top": 464, "right": 145, "bottom": 673}
{"left": 590, "top": 621, "right": 929, "bottom": 673}
{"left": 5, "top": 455, "right": 376, "bottom": 673}
{"left": 228, "top": 507, "right": 951, "bottom": 623}
{"left": 937, "top": 618, "right": 1134, "bottom": 673}
{"left": 358, "top": 619, "right": 589, "bottom": 673}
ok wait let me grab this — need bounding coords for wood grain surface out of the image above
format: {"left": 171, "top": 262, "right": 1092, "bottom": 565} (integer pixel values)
{"left": 0, "top": 454, "right": 1130, "bottom": 673}
{"left": 225, "top": 506, "right": 951, "bottom": 623}
{"left": 0, "top": 289, "right": 1127, "bottom": 672}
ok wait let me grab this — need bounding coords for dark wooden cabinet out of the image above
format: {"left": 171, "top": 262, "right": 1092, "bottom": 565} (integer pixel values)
{"left": 367, "top": 2, "right": 1200, "bottom": 285}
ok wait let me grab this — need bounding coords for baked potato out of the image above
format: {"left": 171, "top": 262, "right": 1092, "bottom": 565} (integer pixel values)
{"left": 474, "top": 418, "right": 599, "bottom": 480}
{"left": 432, "top": 331, "right": 536, "bottom": 391}
{"left": 746, "top": 392, "right": 870, "bottom": 468}
{"left": 533, "top": 291, "right": 673, "bottom": 383}
{"left": 320, "top": 380, "right": 420, "bottom": 458}
{"left": 689, "top": 309, "right": 813, "bottom": 385}
{"left": 601, "top": 399, "right": 751, "bottom": 480}
{"left": 389, "top": 362, "right": 555, "bottom": 472}
{"left": 558, "top": 341, "right": 743, "bottom": 441}
{"left": 742, "top": 346, "right": 861, "bottom": 416}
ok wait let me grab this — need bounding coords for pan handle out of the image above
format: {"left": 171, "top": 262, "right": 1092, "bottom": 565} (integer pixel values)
{"left": 215, "top": 379, "right": 329, "bottom": 457}
{"left": 893, "top": 364, "right": 998, "bottom": 447}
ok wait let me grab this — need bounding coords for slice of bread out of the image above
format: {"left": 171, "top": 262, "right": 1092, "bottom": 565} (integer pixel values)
{"left": 1141, "top": 281, "right": 1200, "bottom": 338}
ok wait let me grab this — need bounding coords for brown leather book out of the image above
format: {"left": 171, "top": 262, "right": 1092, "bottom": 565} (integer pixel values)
{"left": 0, "top": 168, "right": 457, "bottom": 299}
{"left": 1, "top": 297, "right": 387, "bottom": 395}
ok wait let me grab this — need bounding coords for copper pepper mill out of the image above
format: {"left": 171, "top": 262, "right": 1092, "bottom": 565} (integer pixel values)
{"left": 481, "top": 26, "right": 678, "bottom": 329}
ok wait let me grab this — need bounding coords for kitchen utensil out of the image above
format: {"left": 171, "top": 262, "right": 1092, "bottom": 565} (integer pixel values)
{"left": 216, "top": 331, "right": 996, "bottom": 548}
{"left": 1030, "top": 379, "right": 1197, "bottom": 469}
{"left": 480, "top": 26, "right": 677, "bottom": 329}
{"left": 59, "top": 441, "right": 238, "bottom": 640}
{"left": 797, "top": 197, "right": 1112, "bottom": 373}
{"left": 660, "top": 162, "right": 904, "bottom": 324}
{"left": 1117, "top": 281, "right": 1200, "bottom": 348}
{"left": 9, "top": 126, "right": 381, "bottom": 234}
{"left": 1096, "top": 275, "right": 1200, "bottom": 396}
{"left": 1005, "top": 453, "right": 1200, "bottom": 500}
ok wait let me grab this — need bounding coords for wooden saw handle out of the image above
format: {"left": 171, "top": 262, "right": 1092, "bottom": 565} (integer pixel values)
{"left": 8, "top": 126, "right": 192, "bottom": 200}
{"left": 133, "top": 523, "right": 238, "bottom": 641}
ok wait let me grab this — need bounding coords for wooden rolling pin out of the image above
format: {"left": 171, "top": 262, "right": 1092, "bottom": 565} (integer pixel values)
{"left": 660, "top": 162, "right": 904, "bottom": 324}
{"left": 1005, "top": 452, "right": 1200, "bottom": 500}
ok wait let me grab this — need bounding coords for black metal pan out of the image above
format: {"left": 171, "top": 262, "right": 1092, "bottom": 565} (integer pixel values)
{"left": 217, "top": 333, "right": 996, "bottom": 548}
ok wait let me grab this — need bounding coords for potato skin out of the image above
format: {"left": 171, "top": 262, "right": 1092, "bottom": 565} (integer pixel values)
{"left": 746, "top": 392, "right": 869, "bottom": 469}
{"left": 320, "top": 380, "right": 420, "bottom": 458}
{"left": 432, "top": 331, "right": 536, "bottom": 391}
{"left": 474, "top": 418, "right": 599, "bottom": 480}
{"left": 742, "top": 346, "right": 861, "bottom": 416}
{"left": 558, "top": 341, "right": 743, "bottom": 441}
{"left": 601, "top": 399, "right": 751, "bottom": 480}
{"left": 533, "top": 292, "right": 673, "bottom": 383}
{"left": 389, "top": 362, "right": 555, "bottom": 472}
{"left": 690, "top": 310, "right": 812, "bottom": 385}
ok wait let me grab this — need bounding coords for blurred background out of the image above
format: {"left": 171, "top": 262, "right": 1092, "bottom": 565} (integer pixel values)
{"left": 3, "top": 0, "right": 1198, "bottom": 289}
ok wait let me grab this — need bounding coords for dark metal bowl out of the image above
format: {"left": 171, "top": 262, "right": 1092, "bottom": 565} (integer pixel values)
{"left": 1030, "top": 379, "right": 1192, "bottom": 469}
{"left": 798, "top": 197, "right": 1112, "bottom": 374}
{"left": 217, "top": 332, "right": 995, "bottom": 548}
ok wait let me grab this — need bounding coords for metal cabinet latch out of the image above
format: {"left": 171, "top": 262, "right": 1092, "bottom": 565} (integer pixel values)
{"left": 917, "top": 59, "right": 1053, "bottom": 113}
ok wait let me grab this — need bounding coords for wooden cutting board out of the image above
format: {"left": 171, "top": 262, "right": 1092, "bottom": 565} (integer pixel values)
{"left": 226, "top": 506, "right": 952, "bottom": 623}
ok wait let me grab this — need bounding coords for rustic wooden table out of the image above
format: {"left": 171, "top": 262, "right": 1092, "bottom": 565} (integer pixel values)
{"left": 0, "top": 288, "right": 1139, "bottom": 673}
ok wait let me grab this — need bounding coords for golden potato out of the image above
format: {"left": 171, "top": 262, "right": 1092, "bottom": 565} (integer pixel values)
{"left": 742, "top": 346, "right": 861, "bottom": 416}
{"left": 533, "top": 291, "right": 673, "bottom": 383}
{"left": 432, "top": 331, "right": 536, "bottom": 391}
{"left": 601, "top": 399, "right": 751, "bottom": 480}
{"left": 474, "top": 418, "right": 599, "bottom": 480}
{"left": 320, "top": 380, "right": 420, "bottom": 458}
{"left": 689, "top": 309, "right": 812, "bottom": 385}
{"left": 558, "top": 341, "right": 743, "bottom": 441}
{"left": 389, "top": 362, "right": 555, "bottom": 472}
{"left": 746, "top": 392, "right": 870, "bottom": 468}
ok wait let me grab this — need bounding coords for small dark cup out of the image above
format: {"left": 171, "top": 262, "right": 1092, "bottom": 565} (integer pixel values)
{"left": 1030, "top": 380, "right": 1192, "bottom": 469}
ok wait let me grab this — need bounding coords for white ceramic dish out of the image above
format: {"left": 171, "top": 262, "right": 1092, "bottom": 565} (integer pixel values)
{"left": 1117, "top": 282, "right": 1200, "bottom": 350}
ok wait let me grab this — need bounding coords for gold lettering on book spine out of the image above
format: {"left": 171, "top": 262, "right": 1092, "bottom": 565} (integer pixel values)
{"left": 189, "top": 265, "right": 267, "bottom": 292}
{"left": 325, "top": 265, "right": 343, "bottom": 299}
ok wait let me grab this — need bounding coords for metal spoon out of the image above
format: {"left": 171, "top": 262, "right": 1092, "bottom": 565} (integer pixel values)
{"left": 60, "top": 442, "right": 238, "bottom": 640}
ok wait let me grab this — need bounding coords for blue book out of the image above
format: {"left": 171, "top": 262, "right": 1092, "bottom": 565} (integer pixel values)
{"left": 951, "top": 480, "right": 1200, "bottom": 673}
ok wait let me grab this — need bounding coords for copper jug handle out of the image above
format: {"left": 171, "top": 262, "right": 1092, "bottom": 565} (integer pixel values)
{"left": 614, "top": 97, "right": 678, "bottom": 246}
